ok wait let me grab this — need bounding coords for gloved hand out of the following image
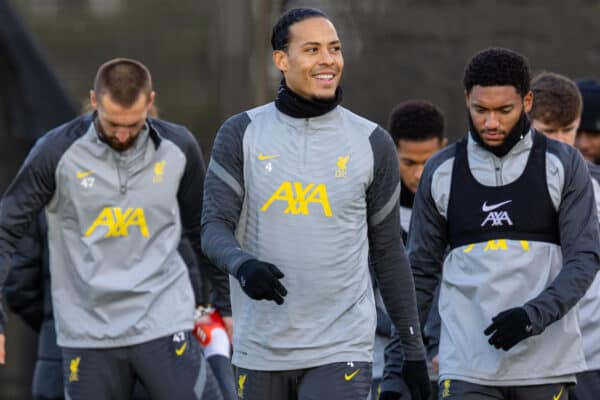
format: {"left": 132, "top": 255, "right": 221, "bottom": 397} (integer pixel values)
{"left": 402, "top": 360, "right": 431, "bottom": 400}
{"left": 378, "top": 391, "right": 401, "bottom": 400}
{"left": 236, "top": 259, "right": 287, "bottom": 305}
{"left": 484, "top": 307, "right": 532, "bottom": 351}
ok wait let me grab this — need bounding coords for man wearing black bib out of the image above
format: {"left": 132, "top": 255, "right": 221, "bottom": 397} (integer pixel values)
{"left": 382, "top": 48, "right": 600, "bottom": 400}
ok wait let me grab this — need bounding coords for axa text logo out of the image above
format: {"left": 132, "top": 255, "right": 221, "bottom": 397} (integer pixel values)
{"left": 481, "top": 200, "right": 513, "bottom": 227}
{"left": 261, "top": 181, "right": 332, "bottom": 217}
{"left": 85, "top": 207, "right": 150, "bottom": 237}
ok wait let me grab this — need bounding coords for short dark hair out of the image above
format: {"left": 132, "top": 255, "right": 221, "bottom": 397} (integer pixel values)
{"left": 388, "top": 100, "right": 445, "bottom": 145}
{"left": 94, "top": 58, "right": 153, "bottom": 107}
{"left": 529, "top": 72, "right": 582, "bottom": 127}
{"left": 463, "top": 48, "right": 530, "bottom": 96}
{"left": 271, "top": 7, "right": 329, "bottom": 51}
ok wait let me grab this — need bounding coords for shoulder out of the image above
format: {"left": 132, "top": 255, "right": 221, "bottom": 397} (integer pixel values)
{"left": 544, "top": 132, "right": 583, "bottom": 170}
{"left": 338, "top": 106, "right": 379, "bottom": 136}
{"left": 424, "top": 142, "right": 458, "bottom": 178}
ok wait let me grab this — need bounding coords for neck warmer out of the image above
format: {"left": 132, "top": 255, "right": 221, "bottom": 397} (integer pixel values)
{"left": 275, "top": 80, "right": 343, "bottom": 118}
{"left": 400, "top": 178, "right": 415, "bottom": 209}
{"left": 469, "top": 111, "right": 531, "bottom": 158}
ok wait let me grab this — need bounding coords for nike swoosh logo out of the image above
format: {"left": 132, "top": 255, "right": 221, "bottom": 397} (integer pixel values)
{"left": 553, "top": 387, "right": 564, "bottom": 400}
{"left": 344, "top": 369, "right": 360, "bottom": 381}
{"left": 482, "top": 200, "right": 512, "bottom": 212}
{"left": 175, "top": 342, "right": 187, "bottom": 356}
{"left": 76, "top": 170, "right": 94, "bottom": 179}
{"left": 258, "top": 153, "right": 279, "bottom": 161}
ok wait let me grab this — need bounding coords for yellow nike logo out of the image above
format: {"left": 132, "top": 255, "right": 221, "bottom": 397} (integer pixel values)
{"left": 175, "top": 342, "right": 187, "bottom": 356}
{"left": 76, "top": 170, "right": 94, "bottom": 179}
{"left": 553, "top": 387, "right": 564, "bottom": 400}
{"left": 344, "top": 369, "right": 360, "bottom": 381}
{"left": 258, "top": 153, "right": 279, "bottom": 161}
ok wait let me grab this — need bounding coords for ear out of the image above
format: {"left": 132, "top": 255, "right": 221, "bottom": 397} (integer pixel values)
{"left": 441, "top": 137, "right": 449, "bottom": 147}
{"left": 273, "top": 50, "right": 288, "bottom": 73}
{"left": 147, "top": 91, "right": 156, "bottom": 108}
{"left": 464, "top": 89, "right": 470, "bottom": 109}
{"left": 90, "top": 90, "right": 98, "bottom": 110}
{"left": 523, "top": 90, "right": 533, "bottom": 113}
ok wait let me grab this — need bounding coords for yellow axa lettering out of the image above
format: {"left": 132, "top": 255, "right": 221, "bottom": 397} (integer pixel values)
{"left": 85, "top": 207, "right": 150, "bottom": 238}
{"left": 260, "top": 181, "right": 332, "bottom": 217}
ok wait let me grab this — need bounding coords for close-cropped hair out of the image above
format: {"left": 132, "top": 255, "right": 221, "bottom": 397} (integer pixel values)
{"left": 388, "top": 100, "right": 445, "bottom": 145}
{"left": 271, "top": 7, "right": 329, "bottom": 51}
{"left": 530, "top": 72, "right": 582, "bottom": 126}
{"left": 94, "top": 58, "right": 153, "bottom": 107}
{"left": 463, "top": 47, "right": 530, "bottom": 96}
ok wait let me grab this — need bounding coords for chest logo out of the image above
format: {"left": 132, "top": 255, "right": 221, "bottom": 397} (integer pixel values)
{"left": 481, "top": 200, "right": 513, "bottom": 227}
{"left": 482, "top": 200, "right": 512, "bottom": 212}
{"left": 261, "top": 181, "right": 332, "bottom": 217}
{"left": 85, "top": 207, "right": 150, "bottom": 238}
{"left": 258, "top": 153, "right": 279, "bottom": 161}
{"left": 153, "top": 160, "right": 165, "bottom": 183}
{"left": 76, "top": 170, "right": 95, "bottom": 188}
{"left": 335, "top": 155, "right": 350, "bottom": 178}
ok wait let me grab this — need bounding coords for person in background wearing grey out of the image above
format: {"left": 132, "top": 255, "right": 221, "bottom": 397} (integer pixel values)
{"left": 383, "top": 48, "right": 600, "bottom": 400}
{"left": 374, "top": 100, "right": 447, "bottom": 400}
{"left": 0, "top": 58, "right": 227, "bottom": 399}
{"left": 201, "top": 7, "right": 430, "bottom": 400}
{"left": 576, "top": 80, "right": 600, "bottom": 164}
{"left": 528, "top": 71, "right": 600, "bottom": 400}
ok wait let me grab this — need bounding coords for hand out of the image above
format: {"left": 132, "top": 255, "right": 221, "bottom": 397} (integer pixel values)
{"left": 379, "top": 391, "right": 401, "bottom": 400}
{"left": 484, "top": 307, "right": 532, "bottom": 351}
{"left": 222, "top": 316, "right": 233, "bottom": 343}
{"left": 0, "top": 334, "right": 5, "bottom": 364}
{"left": 402, "top": 360, "right": 431, "bottom": 400}
{"left": 432, "top": 354, "right": 439, "bottom": 375}
{"left": 236, "top": 259, "right": 287, "bottom": 305}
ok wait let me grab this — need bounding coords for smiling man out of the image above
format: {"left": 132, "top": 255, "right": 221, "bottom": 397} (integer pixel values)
{"left": 383, "top": 48, "right": 600, "bottom": 400}
{"left": 202, "top": 7, "right": 429, "bottom": 400}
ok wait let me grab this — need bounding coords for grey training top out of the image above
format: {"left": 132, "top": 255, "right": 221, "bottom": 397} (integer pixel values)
{"left": 384, "top": 131, "right": 600, "bottom": 388}
{"left": 0, "top": 114, "right": 227, "bottom": 347}
{"left": 202, "top": 103, "right": 425, "bottom": 370}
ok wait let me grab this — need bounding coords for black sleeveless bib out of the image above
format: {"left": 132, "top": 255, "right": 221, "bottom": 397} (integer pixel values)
{"left": 447, "top": 132, "right": 559, "bottom": 250}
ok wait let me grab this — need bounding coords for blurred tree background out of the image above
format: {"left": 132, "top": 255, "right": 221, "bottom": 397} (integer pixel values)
{"left": 1, "top": 0, "right": 600, "bottom": 397}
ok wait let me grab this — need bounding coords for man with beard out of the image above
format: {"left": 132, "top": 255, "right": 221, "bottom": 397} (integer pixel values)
{"left": 201, "top": 7, "right": 430, "bottom": 400}
{"left": 382, "top": 48, "right": 600, "bottom": 399}
{"left": 576, "top": 80, "right": 600, "bottom": 164}
{"left": 0, "top": 58, "right": 227, "bottom": 399}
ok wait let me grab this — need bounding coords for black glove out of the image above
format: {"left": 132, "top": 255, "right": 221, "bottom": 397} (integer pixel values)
{"left": 378, "top": 391, "right": 401, "bottom": 400}
{"left": 236, "top": 259, "right": 287, "bottom": 305}
{"left": 484, "top": 307, "right": 532, "bottom": 351}
{"left": 402, "top": 360, "right": 431, "bottom": 400}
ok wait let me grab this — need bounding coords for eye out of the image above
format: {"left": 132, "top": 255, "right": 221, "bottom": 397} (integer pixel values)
{"left": 499, "top": 107, "right": 513, "bottom": 114}
{"left": 305, "top": 47, "right": 318, "bottom": 53}
{"left": 331, "top": 45, "right": 342, "bottom": 53}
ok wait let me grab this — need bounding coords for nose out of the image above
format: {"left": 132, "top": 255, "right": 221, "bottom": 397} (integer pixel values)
{"left": 115, "top": 127, "right": 130, "bottom": 142}
{"left": 484, "top": 112, "right": 500, "bottom": 130}
{"left": 319, "top": 49, "right": 335, "bottom": 65}
{"left": 414, "top": 164, "right": 425, "bottom": 182}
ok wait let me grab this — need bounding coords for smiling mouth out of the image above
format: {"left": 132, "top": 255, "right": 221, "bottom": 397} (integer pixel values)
{"left": 314, "top": 74, "right": 335, "bottom": 81}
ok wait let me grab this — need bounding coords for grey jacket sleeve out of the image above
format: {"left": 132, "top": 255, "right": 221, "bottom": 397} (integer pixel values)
{"left": 367, "top": 127, "right": 425, "bottom": 362}
{"left": 382, "top": 148, "right": 451, "bottom": 393}
{"left": 523, "top": 146, "right": 600, "bottom": 334}
{"left": 201, "top": 113, "right": 254, "bottom": 276}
